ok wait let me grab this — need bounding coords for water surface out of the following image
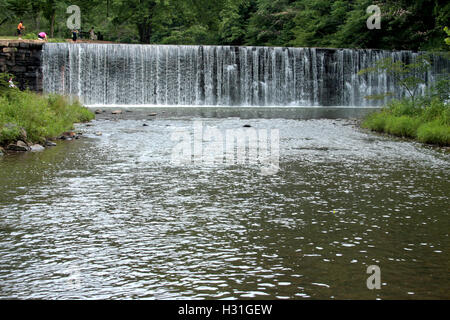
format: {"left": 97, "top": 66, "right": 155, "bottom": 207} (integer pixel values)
{"left": 0, "top": 118, "right": 448, "bottom": 299}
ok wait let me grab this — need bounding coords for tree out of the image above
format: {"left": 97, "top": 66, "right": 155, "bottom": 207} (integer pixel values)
{"left": 43, "top": 0, "right": 57, "bottom": 38}
{"left": 358, "top": 55, "right": 432, "bottom": 106}
{"left": 219, "top": 0, "right": 252, "bottom": 45}
{"left": 246, "top": 0, "right": 296, "bottom": 46}
{"left": 445, "top": 27, "right": 450, "bottom": 46}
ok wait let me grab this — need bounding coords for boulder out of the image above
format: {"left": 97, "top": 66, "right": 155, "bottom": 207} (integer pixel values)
{"left": 6, "top": 141, "right": 30, "bottom": 152}
{"left": 59, "top": 131, "right": 78, "bottom": 140}
{"left": 30, "top": 144, "right": 45, "bottom": 152}
{"left": 62, "top": 131, "right": 77, "bottom": 138}
{"left": 17, "top": 140, "right": 29, "bottom": 147}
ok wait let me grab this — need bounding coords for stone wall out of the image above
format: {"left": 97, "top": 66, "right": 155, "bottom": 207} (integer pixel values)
{"left": 0, "top": 41, "right": 43, "bottom": 92}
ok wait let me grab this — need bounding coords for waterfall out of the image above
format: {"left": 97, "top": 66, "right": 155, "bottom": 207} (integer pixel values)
{"left": 42, "top": 43, "right": 449, "bottom": 107}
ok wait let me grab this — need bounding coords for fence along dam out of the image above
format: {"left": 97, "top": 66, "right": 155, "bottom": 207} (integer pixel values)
{"left": 42, "top": 43, "right": 448, "bottom": 107}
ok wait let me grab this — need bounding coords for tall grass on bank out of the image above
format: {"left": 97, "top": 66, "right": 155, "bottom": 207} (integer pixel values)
{"left": 0, "top": 81, "right": 94, "bottom": 145}
{"left": 363, "top": 97, "right": 450, "bottom": 146}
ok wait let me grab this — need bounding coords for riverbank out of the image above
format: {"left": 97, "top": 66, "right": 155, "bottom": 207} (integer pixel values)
{"left": 0, "top": 83, "right": 94, "bottom": 155}
{"left": 362, "top": 98, "right": 450, "bottom": 147}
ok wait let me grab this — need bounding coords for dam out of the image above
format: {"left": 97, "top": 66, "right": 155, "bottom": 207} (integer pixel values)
{"left": 41, "top": 43, "right": 449, "bottom": 108}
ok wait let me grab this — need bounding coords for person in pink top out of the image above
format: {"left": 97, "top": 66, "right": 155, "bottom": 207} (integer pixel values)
{"left": 38, "top": 32, "right": 47, "bottom": 41}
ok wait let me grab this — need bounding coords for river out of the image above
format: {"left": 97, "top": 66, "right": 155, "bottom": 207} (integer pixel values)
{"left": 0, "top": 111, "right": 448, "bottom": 299}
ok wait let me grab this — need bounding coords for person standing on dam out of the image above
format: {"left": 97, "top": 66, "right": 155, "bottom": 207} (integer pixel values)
{"left": 89, "top": 27, "right": 97, "bottom": 41}
{"left": 17, "top": 21, "right": 25, "bottom": 40}
{"left": 72, "top": 29, "right": 79, "bottom": 42}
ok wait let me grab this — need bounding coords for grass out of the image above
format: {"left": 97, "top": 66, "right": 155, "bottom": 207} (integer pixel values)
{"left": 362, "top": 97, "right": 450, "bottom": 146}
{"left": 0, "top": 35, "right": 67, "bottom": 42}
{"left": 0, "top": 76, "right": 94, "bottom": 146}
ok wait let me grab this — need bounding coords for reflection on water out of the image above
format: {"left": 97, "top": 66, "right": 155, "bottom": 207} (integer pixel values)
{"left": 0, "top": 118, "right": 449, "bottom": 299}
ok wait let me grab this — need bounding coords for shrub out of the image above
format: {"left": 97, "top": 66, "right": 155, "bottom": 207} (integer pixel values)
{"left": 0, "top": 77, "right": 94, "bottom": 145}
{"left": 384, "top": 116, "right": 422, "bottom": 138}
{"left": 362, "top": 112, "right": 387, "bottom": 132}
{"left": 420, "top": 98, "right": 448, "bottom": 123}
{"left": 363, "top": 96, "right": 450, "bottom": 146}
{"left": 417, "top": 121, "right": 450, "bottom": 146}
{"left": 23, "top": 33, "right": 38, "bottom": 40}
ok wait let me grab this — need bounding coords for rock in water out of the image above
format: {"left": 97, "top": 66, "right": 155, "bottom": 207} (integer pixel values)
{"left": 148, "top": 113, "right": 157, "bottom": 117}
{"left": 112, "top": 110, "right": 123, "bottom": 115}
{"left": 95, "top": 109, "right": 103, "bottom": 114}
{"left": 143, "top": 123, "right": 149, "bottom": 127}
{"left": 59, "top": 131, "right": 78, "bottom": 140}
{"left": 30, "top": 144, "right": 45, "bottom": 152}
{"left": 45, "top": 141, "right": 57, "bottom": 147}
{"left": 7, "top": 141, "right": 30, "bottom": 152}
{"left": 95, "top": 132, "right": 103, "bottom": 136}
{"left": 243, "top": 124, "right": 252, "bottom": 128}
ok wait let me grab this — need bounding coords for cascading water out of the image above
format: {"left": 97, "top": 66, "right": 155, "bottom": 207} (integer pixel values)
{"left": 42, "top": 43, "right": 448, "bottom": 107}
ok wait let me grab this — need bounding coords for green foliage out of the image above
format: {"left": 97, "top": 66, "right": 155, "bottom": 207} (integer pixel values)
{"left": 445, "top": 27, "right": 450, "bottom": 46}
{"left": 417, "top": 121, "right": 450, "bottom": 146}
{"left": 0, "top": 72, "right": 16, "bottom": 95}
{"left": 22, "top": 32, "right": 37, "bottom": 39}
{"left": 0, "top": 73, "right": 94, "bottom": 145}
{"left": 384, "top": 115, "right": 422, "bottom": 138}
{"left": 363, "top": 97, "right": 450, "bottom": 146}
{"left": 362, "top": 112, "right": 387, "bottom": 133}
{"left": 0, "top": 0, "right": 448, "bottom": 50}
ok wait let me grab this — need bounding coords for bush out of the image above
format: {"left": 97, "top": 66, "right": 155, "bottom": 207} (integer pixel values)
{"left": 384, "top": 116, "right": 421, "bottom": 138}
{"left": 0, "top": 74, "right": 94, "bottom": 145}
{"left": 417, "top": 121, "right": 450, "bottom": 146}
{"left": 23, "top": 33, "right": 38, "bottom": 40}
{"left": 362, "top": 112, "right": 386, "bottom": 132}
{"left": 362, "top": 96, "right": 450, "bottom": 146}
